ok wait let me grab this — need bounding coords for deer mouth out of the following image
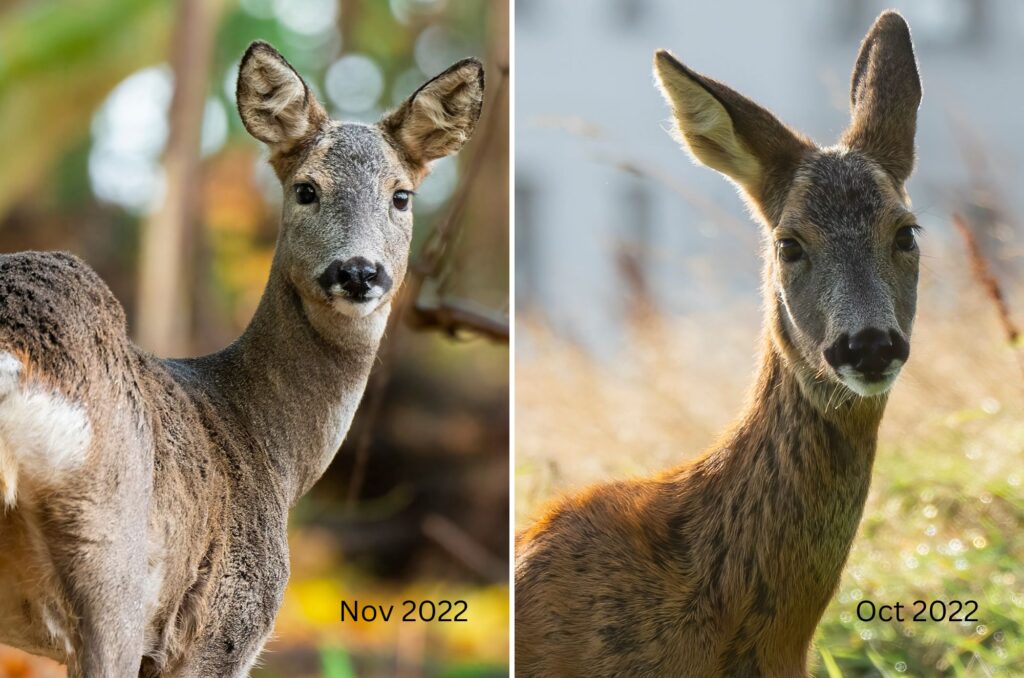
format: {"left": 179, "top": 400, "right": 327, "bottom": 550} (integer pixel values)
{"left": 325, "top": 288, "right": 389, "bottom": 319}
{"left": 836, "top": 363, "right": 903, "bottom": 397}
{"left": 339, "top": 287, "right": 384, "bottom": 304}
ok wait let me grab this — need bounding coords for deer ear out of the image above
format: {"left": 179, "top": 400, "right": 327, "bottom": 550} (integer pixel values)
{"left": 236, "top": 41, "right": 327, "bottom": 150}
{"left": 653, "top": 50, "right": 807, "bottom": 218}
{"left": 381, "top": 58, "right": 485, "bottom": 168}
{"left": 841, "top": 11, "right": 921, "bottom": 185}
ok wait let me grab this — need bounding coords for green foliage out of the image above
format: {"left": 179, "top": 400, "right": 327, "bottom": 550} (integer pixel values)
{"left": 813, "top": 410, "right": 1024, "bottom": 676}
{"left": 0, "top": 0, "right": 161, "bottom": 88}
{"left": 0, "top": 0, "right": 169, "bottom": 214}
{"left": 320, "top": 647, "right": 357, "bottom": 678}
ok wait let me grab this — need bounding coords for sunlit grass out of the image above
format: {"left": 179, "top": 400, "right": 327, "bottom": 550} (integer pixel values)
{"left": 813, "top": 409, "right": 1024, "bottom": 676}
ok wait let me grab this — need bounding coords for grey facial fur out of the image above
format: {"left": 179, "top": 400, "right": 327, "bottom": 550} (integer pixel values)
{"left": 772, "top": 150, "right": 919, "bottom": 398}
{"left": 280, "top": 123, "right": 415, "bottom": 320}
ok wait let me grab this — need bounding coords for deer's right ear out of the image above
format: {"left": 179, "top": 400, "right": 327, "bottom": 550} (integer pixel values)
{"left": 653, "top": 50, "right": 807, "bottom": 218}
{"left": 236, "top": 41, "right": 327, "bottom": 151}
{"left": 380, "top": 58, "right": 485, "bottom": 171}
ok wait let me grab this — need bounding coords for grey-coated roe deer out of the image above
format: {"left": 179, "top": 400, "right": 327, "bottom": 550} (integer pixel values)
{"left": 0, "top": 41, "right": 483, "bottom": 676}
{"left": 516, "top": 12, "right": 921, "bottom": 677}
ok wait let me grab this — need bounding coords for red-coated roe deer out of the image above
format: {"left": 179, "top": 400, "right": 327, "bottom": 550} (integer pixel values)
{"left": 515, "top": 12, "right": 921, "bottom": 677}
{"left": 0, "top": 42, "right": 483, "bottom": 676}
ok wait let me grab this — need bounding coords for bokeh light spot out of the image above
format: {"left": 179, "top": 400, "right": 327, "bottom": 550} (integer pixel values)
{"left": 273, "top": 0, "right": 338, "bottom": 37}
{"left": 325, "top": 54, "right": 384, "bottom": 113}
{"left": 89, "top": 65, "right": 174, "bottom": 213}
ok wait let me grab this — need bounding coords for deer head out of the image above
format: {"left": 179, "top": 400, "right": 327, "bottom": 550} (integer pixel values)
{"left": 236, "top": 42, "right": 484, "bottom": 330}
{"left": 654, "top": 11, "right": 922, "bottom": 400}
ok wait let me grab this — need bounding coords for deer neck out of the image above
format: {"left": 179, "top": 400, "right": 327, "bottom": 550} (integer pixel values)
{"left": 737, "top": 338, "right": 887, "bottom": 456}
{"left": 704, "top": 339, "right": 885, "bottom": 629}
{"left": 195, "top": 259, "right": 388, "bottom": 504}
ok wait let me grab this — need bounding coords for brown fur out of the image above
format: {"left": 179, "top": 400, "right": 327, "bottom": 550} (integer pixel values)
{"left": 0, "top": 42, "right": 483, "bottom": 677}
{"left": 516, "top": 12, "right": 922, "bottom": 677}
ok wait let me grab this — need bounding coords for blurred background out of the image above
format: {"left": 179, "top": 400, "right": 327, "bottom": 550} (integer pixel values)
{"left": 0, "top": 0, "right": 508, "bottom": 676}
{"left": 516, "top": 0, "right": 1024, "bottom": 675}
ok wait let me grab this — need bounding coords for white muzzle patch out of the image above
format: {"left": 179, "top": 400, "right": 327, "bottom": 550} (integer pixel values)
{"left": 837, "top": 361, "right": 904, "bottom": 397}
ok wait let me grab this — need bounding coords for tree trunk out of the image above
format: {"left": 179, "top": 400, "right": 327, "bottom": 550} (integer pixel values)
{"left": 135, "top": 0, "right": 218, "bottom": 356}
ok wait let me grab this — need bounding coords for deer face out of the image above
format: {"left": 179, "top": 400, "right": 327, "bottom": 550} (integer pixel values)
{"left": 275, "top": 123, "right": 415, "bottom": 320}
{"left": 655, "top": 11, "right": 921, "bottom": 399}
{"left": 236, "top": 42, "right": 483, "bottom": 320}
{"left": 773, "top": 151, "right": 918, "bottom": 397}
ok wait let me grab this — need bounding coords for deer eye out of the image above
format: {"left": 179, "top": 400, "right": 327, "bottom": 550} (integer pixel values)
{"left": 294, "top": 183, "right": 317, "bottom": 205}
{"left": 392, "top": 190, "right": 412, "bottom": 211}
{"left": 776, "top": 238, "right": 804, "bottom": 263}
{"left": 895, "top": 225, "right": 917, "bottom": 252}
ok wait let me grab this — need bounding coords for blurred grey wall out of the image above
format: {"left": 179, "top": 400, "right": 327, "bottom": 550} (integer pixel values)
{"left": 515, "top": 0, "right": 1024, "bottom": 353}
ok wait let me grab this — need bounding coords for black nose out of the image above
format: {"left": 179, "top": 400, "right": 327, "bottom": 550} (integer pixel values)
{"left": 823, "top": 328, "right": 910, "bottom": 381}
{"left": 318, "top": 257, "right": 391, "bottom": 299}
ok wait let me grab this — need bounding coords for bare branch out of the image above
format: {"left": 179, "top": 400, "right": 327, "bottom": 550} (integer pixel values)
{"left": 410, "top": 298, "right": 509, "bottom": 342}
{"left": 953, "top": 212, "right": 1024, "bottom": 382}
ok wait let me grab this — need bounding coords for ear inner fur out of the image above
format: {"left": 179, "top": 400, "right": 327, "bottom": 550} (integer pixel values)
{"left": 380, "top": 58, "right": 485, "bottom": 169}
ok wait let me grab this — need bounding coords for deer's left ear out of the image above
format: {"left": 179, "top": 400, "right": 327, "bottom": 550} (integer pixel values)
{"left": 236, "top": 41, "right": 328, "bottom": 151}
{"left": 381, "top": 58, "right": 485, "bottom": 169}
{"left": 841, "top": 11, "right": 922, "bottom": 185}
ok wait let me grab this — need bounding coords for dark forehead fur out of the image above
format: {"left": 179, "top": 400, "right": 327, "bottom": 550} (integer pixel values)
{"left": 782, "top": 150, "right": 901, "bottom": 235}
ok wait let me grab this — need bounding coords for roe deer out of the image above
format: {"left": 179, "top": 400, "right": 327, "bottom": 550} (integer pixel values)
{"left": 515, "top": 12, "right": 921, "bottom": 677}
{"left": 0, "top": 42, "right": 483, "bottom": 676}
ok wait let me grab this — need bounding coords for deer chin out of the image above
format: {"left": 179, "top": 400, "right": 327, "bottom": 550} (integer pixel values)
{"left": 836, "top": 364, "right": 903, "bottom": 398}
{"left": 328, "top": 292, "right": 388, "bottom": 320}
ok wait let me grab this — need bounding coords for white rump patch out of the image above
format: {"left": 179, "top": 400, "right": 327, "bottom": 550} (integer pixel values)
{"left": 0, "top": 353, "right": 20, "bottom": 393}
{"left": 0, "top": 352, "right": 92, "bottom": 508}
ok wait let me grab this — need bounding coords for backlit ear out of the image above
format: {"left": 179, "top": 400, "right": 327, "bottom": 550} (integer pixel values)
{"left": 653, "top": 50, "right": 808, "bottom": 221}
{"left": 841, "top": 11, "right": 921, "bottom": 185}
{"left": 381, "top": 58, "right": 485, "bottom": 170}
{"left": 236, "top": 41, "right": 327, "bottom": 152}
